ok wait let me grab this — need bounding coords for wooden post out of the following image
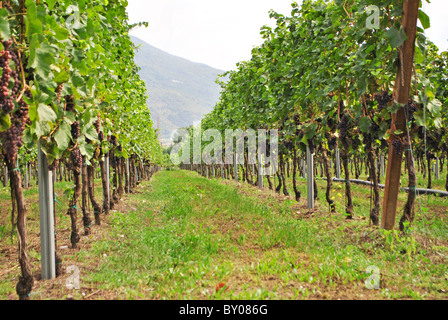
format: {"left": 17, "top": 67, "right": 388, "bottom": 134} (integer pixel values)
{"left": 38, "top": 142, "right": 56, "bottom": 280}
{"left": 382, "top": 0, "right": 419, "bottom": 230}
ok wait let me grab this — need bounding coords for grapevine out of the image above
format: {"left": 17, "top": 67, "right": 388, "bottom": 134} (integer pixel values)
{"left": 0, "top": 0, "right": 163, "bottom": 300}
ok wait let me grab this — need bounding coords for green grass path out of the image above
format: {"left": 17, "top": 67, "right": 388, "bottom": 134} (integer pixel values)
{"left": 79, "top": 169, "right": 447, "bottom": 300}
{"left": 2, "top": 169, "right": 446, "bottom": 300}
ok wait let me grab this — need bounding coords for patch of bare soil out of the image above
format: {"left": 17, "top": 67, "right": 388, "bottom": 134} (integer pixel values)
{"left": 0, "top": 193, "right": 137, "bottom": 300}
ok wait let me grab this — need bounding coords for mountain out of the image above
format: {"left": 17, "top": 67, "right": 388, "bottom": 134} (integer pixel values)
{"left": 131, "top": 36, "right": 225, "bottom": 145}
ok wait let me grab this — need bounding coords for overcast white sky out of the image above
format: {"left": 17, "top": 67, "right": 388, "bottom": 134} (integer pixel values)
{"left": 127, "top": 0, "right": 448, "bottom": 71}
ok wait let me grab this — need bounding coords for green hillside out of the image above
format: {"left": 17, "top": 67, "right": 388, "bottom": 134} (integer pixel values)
{"left": 131, "top": 36, "right": 225, "bottom": 144}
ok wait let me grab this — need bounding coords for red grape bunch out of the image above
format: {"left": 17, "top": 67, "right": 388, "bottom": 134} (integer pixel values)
{"left": 94, "top": 114, "right": 101, "bottom": 133}
{"left": 0, "top": 40, "right": 29, "bottom": 162}
{"left": 70, "top": 147, "right": 82, "bottom": 172}
{"left": 374, "top": 91, "right": 393, "bottom": 112}
{"left": 110, "top": 135, "right": 118, "bottom": 146}
{"left": 307, "top": 139, "right": 315, "bottom": 154}
{"left": 55, "top": 84, "right": 64, "bottom": 103}
{"left": 337, "top": 115, "right": 350, "bottom": 141}
{"left": 392, "top": 139, "right": 403, "bottom": 155}
{"left": 65, "top": 95, "right": 75, "bottom": 112}
{"left": 0, "top": 40, "right": 20, "bottom": 113}
{"left": 94, "top": 114, "right": 105, "bottom": 141}
{"left": 48, "top": 159, "right": 59, "bottom": 171}
{"left": 326, "top": 132, "right": 337, "bottom": 151}
{"left": 71, "top": 121, "right": 80, "bottom": 140}
{"left": 405, "top": 99, "right": 417, "bottom": 122}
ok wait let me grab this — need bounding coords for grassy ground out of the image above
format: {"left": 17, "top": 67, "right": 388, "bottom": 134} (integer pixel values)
{"left": 0, "top": 168, "right": 447, "bottom": 300}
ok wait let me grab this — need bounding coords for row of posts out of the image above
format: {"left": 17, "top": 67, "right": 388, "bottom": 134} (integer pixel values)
{"left": 37, "top": 143, "right": 156, "bottom": 280}
{"left": 192, "top": 147, "right": 395, "bottom": 212}
{"left": 191, "top": 147, "right": 316, "bottom": 210}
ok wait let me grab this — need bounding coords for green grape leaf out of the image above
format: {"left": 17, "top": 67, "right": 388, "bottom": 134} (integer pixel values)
{"left": 0, "top": 9, "right": 11, "bottom": 39}
{"left": 47, "top": 16, "right": 70, "bottom": 41}
{"left": 427, "top": 98, "right": 442, "bottom": 115}
{"left": 358, "top": 117, "right": 371, "bottom": 133}
{"left": 25, "top": 0, "right": 44, "bottom": 38}
{"left": 0, "top": 113, "right": 11, "bottom": 132}
{"left": 418, "top": 10, "right": 431, "bottom": 30}
{"left": 385, "top": 27, "right": 407, "bottom": 49}
{"left": 37, "top": 104, "right": 57, "bottom": 122}
{"left": 29, "top": 37, "right": 56, "bottom": 79}
{"left": 78, "top": 139, "right": 95, "bottom": 158}
{"left": 46, "top": 0, "right": 57, "bottom": 11}
{"left": 54, "top": 122, "right": 71, "bottom": 150}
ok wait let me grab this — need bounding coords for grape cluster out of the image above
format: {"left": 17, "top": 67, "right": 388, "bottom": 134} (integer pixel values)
{"left": 49, "top": 159, "right": 59, "bottom": 171}
{"left": 405, "top": 100, "right": 417, "bottom": 121}
{"left": 110, "top": 135, "right": 118, "bottom": 146}
{"left": 293, "top": 114, "right": 300, "bottom": 125}
{"left": 110, "top": 154, "right": 117, "bottom": 167}
{"left": 284, "top": 140, "right": 293, "bottom": 151}
{"left": 70, "top": 147, "right": 82, "bottom": 171}
{"left": 363, "top": 122, "right": 380, "bottom": 147}
{"left": 426, "top": 151, "right": 436, "bottom": 160}
{"left": 374, "top": 91, "right": 393, "bottom": 112}
{"left": 325, "top": 132, "right": 337, "bottom": 151}
{"left": 362, "top": 133, "right": 372, "bottom": 148}
{"left": 392, "top": 139, "right": 402, "bottom": 155}
{"left": 428, "top": 134, "right": 438, "bottom": 148}
{"left": 328, "top": 136, "right": 337, "bottom": 151}
{"left": 307, "top": 139, "right": 315, "bottom": 154}
{"left": 55, "top": 84, "right": 64, "bottom": 103}
{"left": 95, "top": 115, "right": 104, "bottom": 141}
{"left": 15, "top": 99, "right": 28, "bottom": 129}
{"left": 337, "top": 115, "right": 350, "bottom": 140}
{"left": 370, "top": 123, "right": 380, "bottom": 136}
{"left": 296, "top": 129, "right": 304, "bottom": 141}
{"left": 65, "top": 95, "right": 75, "bottom": 112}
{"left": 380, "top": 139, "right": 388, "bottom": 150}
{"left": 1, "top": 124, "right": 22, "bottom": 161}
{"left": 0, "top": 40, "right": 20, "bottom": 113}
{"left": 441, "top": 143, "right": 448, "bottom": 154}
{"left": 426, "top": 135, "right": 439, "bottom": 160}
{"left": 417, "top": 126, "right": 425, "bottom": 140}
{"left": 71, "top": 121, "right": 80, "bottom": 140}
{"left": 94, "top": 114, "right": 101, "bottom": 132}
{"left": 0, "top": 40, "right": 29, "bottom": 162}
{"left": 326, "top": 116, "right": 336, "bottom": 130}
{"left": 352, "top": 136, "right": 361, "bottom": 150}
